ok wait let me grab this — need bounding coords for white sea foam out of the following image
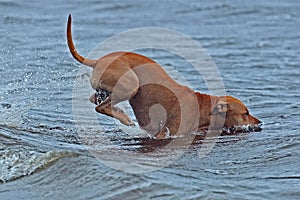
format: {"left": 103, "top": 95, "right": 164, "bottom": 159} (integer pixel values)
{"left": 0, "top": 149, "right": 73, "bottom": 183}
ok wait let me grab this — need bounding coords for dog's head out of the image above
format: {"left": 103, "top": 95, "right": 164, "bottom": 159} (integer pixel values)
{"left": 211, "top": 96, "right": 262, "bottom": 133}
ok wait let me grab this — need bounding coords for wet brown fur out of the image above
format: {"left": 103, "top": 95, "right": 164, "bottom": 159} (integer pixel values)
{"left": 67, "top": 15, "right": 261, "bottom": 139}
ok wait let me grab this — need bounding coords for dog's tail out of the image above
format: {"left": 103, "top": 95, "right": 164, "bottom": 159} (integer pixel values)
{"left": 67, "top": 14, "right": 96, "bottom": 68}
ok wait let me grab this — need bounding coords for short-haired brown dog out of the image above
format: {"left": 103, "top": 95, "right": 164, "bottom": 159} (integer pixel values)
{"left": 67, "top": 15, "right": 262, "bottom": 139}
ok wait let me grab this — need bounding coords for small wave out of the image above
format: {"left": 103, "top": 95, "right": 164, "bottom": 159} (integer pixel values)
{"left": 0, "top": 149, "right": 76, "bottom": 183}
{"left": 176, "top": 3, "right": 230, "bottom": 14}
{"left": 263, "top": 175, "right": 300, "bottom": 180}
{"left": 0, "top": 1, "right": 21, "bottom": 8}
{"left": 3, "top": 16, "right": 33, "bottom": 25}
{"left": 94, "top": 3, "right": 136, "bottom": 12}
{"left": 204, "top": 168, "right": 229, "bottom": 175}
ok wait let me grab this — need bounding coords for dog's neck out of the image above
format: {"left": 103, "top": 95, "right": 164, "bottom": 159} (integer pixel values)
{"left": 195, "top": 92, "right": 219, "bottom": 129}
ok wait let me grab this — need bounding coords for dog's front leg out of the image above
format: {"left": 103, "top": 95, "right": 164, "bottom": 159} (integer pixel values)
{"left": 95, "top": 103, "right": 135, "bottom": 126}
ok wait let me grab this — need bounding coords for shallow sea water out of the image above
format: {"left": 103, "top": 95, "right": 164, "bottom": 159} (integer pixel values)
{"left": 0, "top": 0, "right": 300, "bottom": 199}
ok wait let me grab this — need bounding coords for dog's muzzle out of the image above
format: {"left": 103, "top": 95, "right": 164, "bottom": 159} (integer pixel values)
{"left": 222, "top": 123, "right": 262, "bottom": 135}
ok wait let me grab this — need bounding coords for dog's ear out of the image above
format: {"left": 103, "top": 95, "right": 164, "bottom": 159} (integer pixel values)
{"left": 212, "top": 100, "right": 230, "bottom": 114}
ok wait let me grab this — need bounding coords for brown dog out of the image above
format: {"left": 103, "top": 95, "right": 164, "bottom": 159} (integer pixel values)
{"left": 67, "top": 15, "right": 262, "bottom": 139}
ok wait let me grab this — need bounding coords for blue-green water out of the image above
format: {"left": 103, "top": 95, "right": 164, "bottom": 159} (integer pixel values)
{"left": 0, "top": 0, "right": 299, "bottom": 199}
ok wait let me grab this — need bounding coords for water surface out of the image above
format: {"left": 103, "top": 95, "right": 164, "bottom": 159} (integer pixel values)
{"left": 0, "top": 0, "right": 299, "bottom": 199}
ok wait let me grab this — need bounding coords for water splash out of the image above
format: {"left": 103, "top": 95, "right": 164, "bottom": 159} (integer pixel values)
{"left": 0, "top": 149, "right": 75, "bottom": 183}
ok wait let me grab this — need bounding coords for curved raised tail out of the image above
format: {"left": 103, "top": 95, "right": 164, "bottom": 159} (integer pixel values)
{"left": 67, "top": 14, "right": 96, "bottom": 68}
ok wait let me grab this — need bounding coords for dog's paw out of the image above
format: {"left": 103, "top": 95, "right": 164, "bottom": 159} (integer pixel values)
{"left": 127, "top": 121, "right": 135, "bottom": 126}
{"left": 124, "top": 117, "right": 135, "bottom": 126}
{"left": 120, "top": 118, "right": 135, "bottom": 126}
{"left": 153, "top": 127, "right": 171, "bottom": 140}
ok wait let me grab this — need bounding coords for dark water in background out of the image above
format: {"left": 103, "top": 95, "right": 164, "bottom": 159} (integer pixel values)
{"left": 0, "top": 0, "right": 300, "bottom": 199}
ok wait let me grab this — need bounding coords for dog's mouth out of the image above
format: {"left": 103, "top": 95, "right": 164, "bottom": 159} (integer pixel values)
{"left": 221, "top": 123, "right": 262, "bottom": 135}
{"left": 94, "top": 89, "right": 111, "bottom": 105}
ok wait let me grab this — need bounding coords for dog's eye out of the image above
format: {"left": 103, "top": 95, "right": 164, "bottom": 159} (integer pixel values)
{"left": 243, "top": 111, "right": 249, "bottom": 117}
